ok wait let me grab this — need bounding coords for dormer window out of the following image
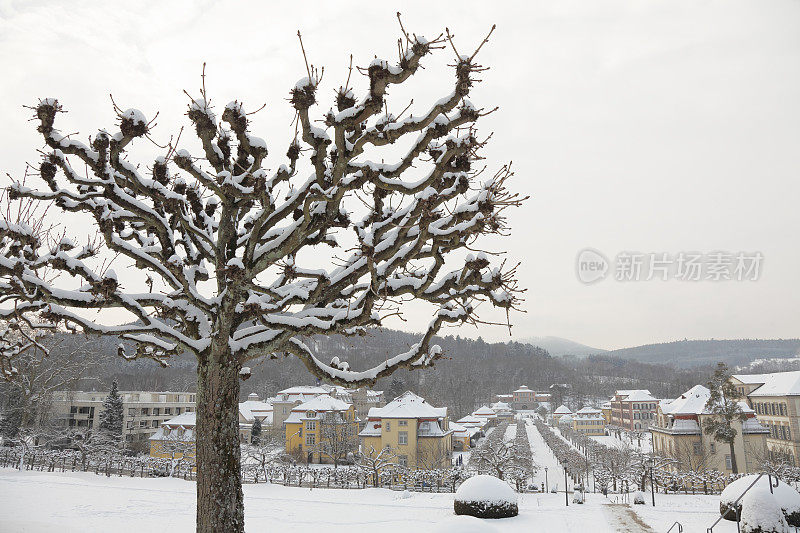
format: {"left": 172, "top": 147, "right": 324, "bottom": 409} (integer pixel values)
{"left": 307, "top": 411, "right": 316, "bottom": 418}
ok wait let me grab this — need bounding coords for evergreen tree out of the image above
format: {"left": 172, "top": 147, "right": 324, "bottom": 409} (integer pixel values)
{"left": 703, "top": 362, "right": 746, "bottom": 474}
{"left": 250, "top": 418, "right": 261, "bottom": 445}
{"left": 99, "top": 380, "right": 124, "bottom": 442}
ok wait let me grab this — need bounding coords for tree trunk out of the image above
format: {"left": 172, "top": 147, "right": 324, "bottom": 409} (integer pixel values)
{"left": 728, "top": 440, "right": 738, "bottom": 474}
{"left": 196, "top": 348, "right": 244, "bottom": 533}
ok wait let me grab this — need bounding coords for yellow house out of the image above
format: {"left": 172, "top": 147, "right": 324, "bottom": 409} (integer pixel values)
{"left": 150, "top": 399, "right": 267, "bottom": 460}
{"left": 449, "top": 422, "right": 474, "bottom": 451}
{"left": 572, "top": 407, "right": 606, "bottom": 436}
{"left": 601, "top": 402, "right": 612, "bottom": 424}
{"left": 650, "top": 385, "right": 769, "bottom": 474}
{"left": 359, "top": 391, "right": 452, "bottom": 469}
{"left": 149, "top": 412, "right": 197, "bottom": 462}
{"left": 284, "top": 395, "right": 358, "bottom": 464}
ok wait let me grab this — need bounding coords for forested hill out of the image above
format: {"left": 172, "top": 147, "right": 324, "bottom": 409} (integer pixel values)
{"left": 607, "top": 339, "right": 800, "bottom": 368}
{"left": 38, "top": 329, "right": 708, "bottom": 419}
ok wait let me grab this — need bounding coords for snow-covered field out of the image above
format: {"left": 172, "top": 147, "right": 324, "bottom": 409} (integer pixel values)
{"left": 0, "top": 469, "right": 734, "bottom": 532}
{"left": 0, "top": 419, "right": 730, "bottom": 532}
{"left": 591, "top": 432, "right": 653, "bottom": 453}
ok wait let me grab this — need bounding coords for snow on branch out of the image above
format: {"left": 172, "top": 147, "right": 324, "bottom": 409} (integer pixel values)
{"left": 1, "top": 18, "right": 524, "bottom": 386}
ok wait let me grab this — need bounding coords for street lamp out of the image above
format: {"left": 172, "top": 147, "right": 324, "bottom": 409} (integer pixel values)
{"left": 544, "top": 466, "right": 549, "bottom": 493}
{"left": 647, "top": 457, "right": 656, "bottom": 506}
{"left": 561, "top": 457, "right": 569, "bottom": 506}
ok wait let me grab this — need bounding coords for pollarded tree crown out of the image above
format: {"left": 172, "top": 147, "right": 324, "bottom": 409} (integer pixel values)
{"left": 0, "top": 17, "right": 525, "bottom": 388}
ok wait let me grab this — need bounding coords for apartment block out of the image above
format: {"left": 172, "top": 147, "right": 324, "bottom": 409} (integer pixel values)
{"left": 732, "top": 371, "right": 800, "bottom": 465}
{"left": 51, "top": 390, "right": 196, "bottom": 443}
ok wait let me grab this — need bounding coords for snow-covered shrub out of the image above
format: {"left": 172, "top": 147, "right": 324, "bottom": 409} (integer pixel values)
{"left": 739, "top": 488, "right": 789, "bottom": 533}
{"left": 454, "top": 475, "right": 518, "bottom": 519}
{"left": 435, "top": 515, "right": 498, "bottom": 532}
{"left": 721, "top": 475, "right": 800, "bottom": 526}
{"left": 633, "top": 491, "right": 646, "bottom": 504}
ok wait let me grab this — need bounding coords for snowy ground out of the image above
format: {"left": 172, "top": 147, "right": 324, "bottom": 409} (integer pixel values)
{"left": 0, "top": 469, "right": 733, "bottom": 532}
{"left": 591, "top": 432, "right": 653, "bottom": 453}
{"left": 0, "top": 422, "right": 730, "bottom": 532}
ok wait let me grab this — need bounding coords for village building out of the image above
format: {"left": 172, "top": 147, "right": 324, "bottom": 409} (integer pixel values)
{"left": 552, "top": 404, "right": 572, "bottom": 425}
{"left": 731, "top": 371, "right": 800, "bottom": 465}
{"left": 572, "top": 406, "right": 606, "bottom": 436}
{"left": 610, "top": 389, "right": 659, "bottom": 430}
{"left": 601, "top": 401, "right": 612, "bottom": 424}
{"left": 283, "top": 395, "right": 358, "bottom": 464}
{"left": 489, "top": 401, "right": 514, "bottom": 420}
{"left": 239, "top": 392, "right": 274, "bottom": 427}
{"left": 511, "top": 385, "right": 535, "bottom": 410}
{"left": 271, "top": 386, "right": 334, "bottom": 428}
{"left": 471, "top": 405, "right": 498, "bottom": 426}
{"left": 359, "top": 392, "right": 452, "bottom": 469}
{"left": 650, "top": 385, "right": 769, "bottom": 474}
{"left": 324, "top": 386, "right": 386, "bottom": 424}
{"left": 494, "top": 393, "right": 514, "bottom": 404}
{"left": 149, "top": 401, "right": 260, "bottom": 460}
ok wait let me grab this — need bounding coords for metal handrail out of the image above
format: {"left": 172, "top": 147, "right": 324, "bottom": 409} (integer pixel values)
{"left": 666, "top": 521, "right": 683, "bottom": 533}
{"left": 706, "top": 472, "right": 776, "bottom": 533}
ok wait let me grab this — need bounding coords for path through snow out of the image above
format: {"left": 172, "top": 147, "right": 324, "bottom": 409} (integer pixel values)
{"left": 604, "top": 504, "right": 656, "bottom": 533}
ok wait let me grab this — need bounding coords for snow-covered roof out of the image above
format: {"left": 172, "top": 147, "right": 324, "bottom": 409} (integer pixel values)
{"left": 601, "top": 402, "right": 611, "bottom": 409}
{"left": 161, "top": 412, "right": 196, "bottom": 427}
{"left": 284, "top": 395, "right": 352, "bottom": 424}
{"left": 625, "top": 390, "right": 657, "bottom": 402}
{"left": 456, "top": 415, "right": 484, "bottom": 427}
{"left": 490, "top": 401, "right": 512, "bottom": 412}
{"left": 472, "top": 406, "right": 497, "bottom": 418}
{"left": 558, "top": 414, "right": 574, "bottom": 424}
{"left": 513, "top": 386, "right": 532, "bottom": 393}
{"left": 662, "top": 385, "right": 754, "bottom": 416}
{"left": 554, "top": 405, "right": 572, "bottom": 414}
{"left": 276, "top": 386, "right": 331, "bottom": 401}
{"left": 576, "top": 406, "right": 602, "bottom": 415}
{"left": 740, "top": 371, "right": 800, "bottom": 397}
{"left": 365, "top": 391, "right": 446, "bottom": 420}
{"left": 150, "top": 426, "right": 195, "bottom": 441}
{"left": 614, "top": 389, "right": 654, "bottom": 401}
{"left": 732, "top": 373, "right": 778, "bottom": 385}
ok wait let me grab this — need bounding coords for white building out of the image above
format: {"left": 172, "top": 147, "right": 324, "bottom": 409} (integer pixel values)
{"left": 51, "top": 390, "right": 196, "bottom": 444}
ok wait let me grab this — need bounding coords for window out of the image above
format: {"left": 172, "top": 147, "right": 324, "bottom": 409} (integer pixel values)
{"left": 398, "top": 431, "right": 408, "bottom": 445}
{"left": 126, "top": 421, "right": 133, "bottom": 429}
{"left": 307, "top": 411, "right": 316, "bottom": 418}
{"left": 306, "top": 420, "right": 316, "bottom": 431}
{"left": 306, "top": 434, "right": 316, "bottom": 446}
{"left": 725, "top": 455, "right": 733, "bottom": 470}
{"left": 139, "top": 421, "right": 147, "bottom": 428}
{"left": 385, "top": 421, "right": 391, "bottom": 432}
{"left": 141, "top": 408, "right": 150, "bottom": 416}
{"left": 399, "top": 420, "right": 408, "bottom": 426}
{"left": 153, "top": 408, "right": 160, "bottom": 416}
{"left": 165, "top": 408, "right": 172, "bottom": 415}
{"left": 693, "top": 442, "right": 701, "bottom": 456}
{"left": 176, "top": 408, "right": 182, "bottom": 415}
{"left": 399, "top": 455, "right": 408, "bottom": 467}
{"left": 710, "top": 442, "right": 716, "bottom": 453}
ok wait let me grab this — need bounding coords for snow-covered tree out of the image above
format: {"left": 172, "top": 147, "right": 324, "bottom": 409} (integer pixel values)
{"left": 359, "top": 445, "right": 398, "bottom": 487}
{"left": 250, "top": 417, "right": 262, "bottom": 445}
{"left": 313, "top": 409, "right": 357, "bottom": 468}
{"left": 98, "top": 380, "right": 123, "bottom": 444}
{"left": 704, "top": 362, "right": 746, "bottom": 474}
{"left": 0, "top": 19, "right": 523, "bottom": 531}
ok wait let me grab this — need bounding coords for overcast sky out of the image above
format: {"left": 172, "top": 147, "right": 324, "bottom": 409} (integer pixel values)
{"left": 0, "top": 0, "right": 798, "bottom": 350}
